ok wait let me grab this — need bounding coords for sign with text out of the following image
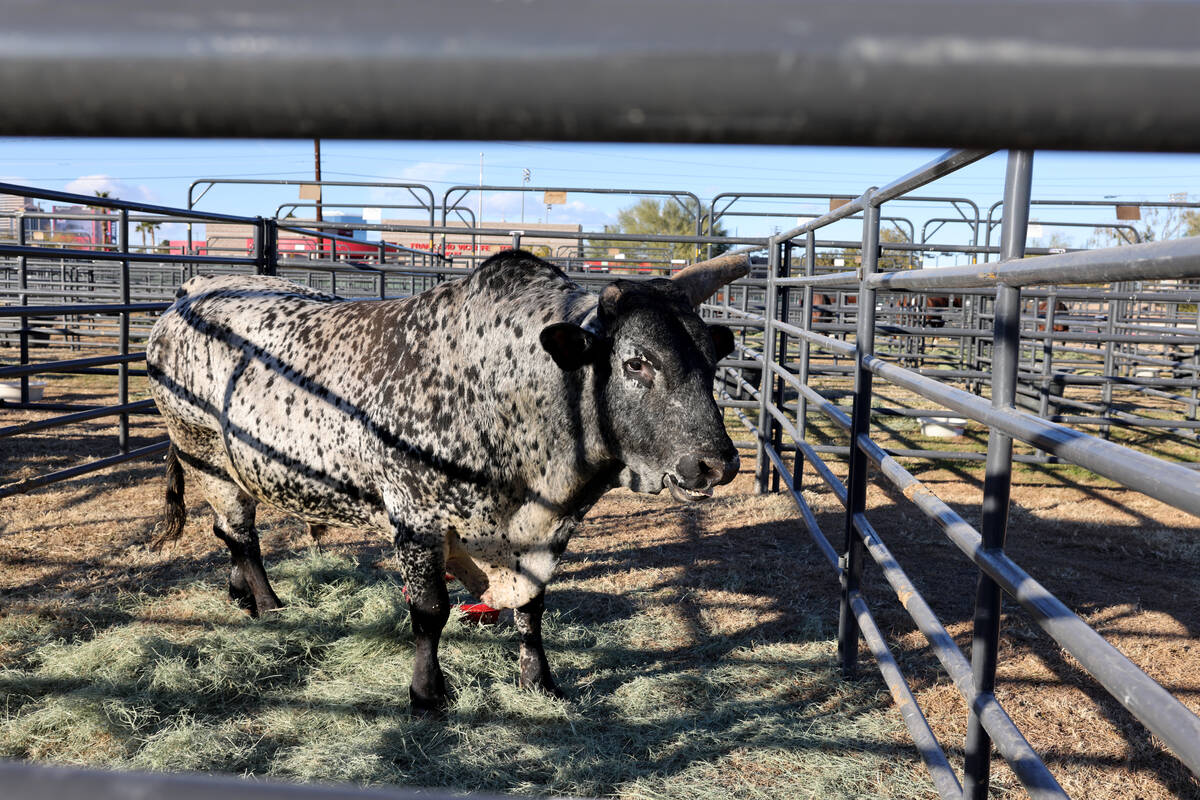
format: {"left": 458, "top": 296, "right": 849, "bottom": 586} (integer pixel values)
{"left": 543, "top": 191, "right": 567, "bottom": 205}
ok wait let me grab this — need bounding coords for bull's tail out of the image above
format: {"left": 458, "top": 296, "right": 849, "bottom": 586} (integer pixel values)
{"left": 152, "top": 443, "right": 187, "bottom": 549}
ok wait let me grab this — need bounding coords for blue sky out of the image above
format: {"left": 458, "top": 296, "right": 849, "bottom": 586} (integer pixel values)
{"left": 3, "top": 138, "right": 1199, "bottom": 256}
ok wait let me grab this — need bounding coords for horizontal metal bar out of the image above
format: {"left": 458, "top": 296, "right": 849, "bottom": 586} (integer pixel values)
{"left": 774, "top": 270, "right": 859, "bottom": 288}
{"left": 759, "top": 437, "right": 841, "bottom": 568}
{"left": 868, "top": 236, "right": 1200, "bottom": 291}
{"left": 0, "top": 302, "right": 169, "bottom": 317}
{"left": 0, "top": 400, "right": 157, "bottom": 439}
{"left": 763, "top": 401, "right": 848, "bottom": 506}
{"left": 807, "top": 442, "right": 1077, "bottom": 466}
{"left": 863, "top": 354, "right": 1200, "bottom": 517}
{"left": 317, "top": 221, "right": 764, "bottom": 247}
{"left": 771, "top": 193, "right": 868, "bottom": 243}
{"left": 0, "top": 242, "right": 258, "bottom": 267}
{"left": 0, "top": 440, "right": 169, "bottom": 500}
{"left": 0, "top": 352, "right": 145, "bottom": 378}
{"left": 771, "top": 317, "right": 857, "bottom": 357}
{"left": 871, "top": 149, "right": 994, "bottom": 207}
{"left": 275, "top": 224, "right": 449, "bottom": 261}
{"left": 274, "top": 257, "right": 463, "bottom": 277}
{"left": 6, "top": 2, "right": 1200, "bottom": 150}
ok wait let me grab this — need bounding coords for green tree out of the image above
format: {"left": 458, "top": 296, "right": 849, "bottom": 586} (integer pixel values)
{"left": 1088, "top": 202, "right": 1200, "bottom": 248}
{"left": 878, "top": 225, "right": 917, "bottom": 270}
{"left": 1186, "top": 210, "right": 1200, "bottom": 238}
{"left": 807, "top": 225, "right": 915, "bottom": 273}
{"left": 588, "top": 198, "right": 726, "bottom": 265}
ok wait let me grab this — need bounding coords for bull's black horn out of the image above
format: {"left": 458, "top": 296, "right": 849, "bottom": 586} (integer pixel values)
{"left": 670, "top": 253, "right": 751, "bottom": 307}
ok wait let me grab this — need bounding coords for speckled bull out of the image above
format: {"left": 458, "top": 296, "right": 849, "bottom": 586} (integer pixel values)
{"left": 145, "top": 248, "right": 746, "bottom": 714}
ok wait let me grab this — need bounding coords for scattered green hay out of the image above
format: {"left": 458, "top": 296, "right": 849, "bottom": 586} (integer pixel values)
{"left": 0, "top": 550, "right": 933, "bottom": 798}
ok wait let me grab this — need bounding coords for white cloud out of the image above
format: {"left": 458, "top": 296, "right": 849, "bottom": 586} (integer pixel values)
{"left": 64, "top": 174, "right": 157, "bottom": 204}
{"left": 400, "top": 161, "right": 461, "bottom": 184}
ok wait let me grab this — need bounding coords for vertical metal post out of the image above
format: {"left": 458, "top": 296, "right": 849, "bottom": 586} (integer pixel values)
{"left": 771, "top": 241, "right": 794, "bottom": 493}
{"left": 17, "top": 213, "right": 29, "bottom": 403}
{"left": 838, "top": 190, "right": 880, "bottom": 678}
{"left": 60, "top": 254, "right": 71, "bottom": 353}
{"left": 1100, "top": 287, "right": 1119, "bottom": 438}
{"left": 117, "top": 210, "right": 130, "bottom": 454}
{"left": 739, "top": 274, "right": 751, "bottom": 400}
{"left": 1190, "top": 306, "right": 1200, "bottom": 422}
{"left": 255, "top": 217, "right": 278, "bottom": 277}
{"left": 331, "top": 234, "right": 339, "bottom": 291}
{"left": 755, "top": 240, "right": 781, "bottom": 494}
{"left": 963, "top": 150, "right": 1033, "bottom": 800}
{"left": 378, "top": 243, "right": 388, "bottom": 300}
{"left": 1036, "top": 288, "right": 1059, "bottom": 461}
{"left": 511, "top": 231, "right": 523, "bottom": 250}
{"left": 793, "top": 232, "right": 816, "bottom": 488}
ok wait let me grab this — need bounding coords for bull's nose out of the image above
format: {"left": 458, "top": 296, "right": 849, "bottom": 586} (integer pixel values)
{"left": 718, "top": 446, "right": 740, "bottom": 485}
{"left": 676, "top": 446, "right": 740, "bottom": 490}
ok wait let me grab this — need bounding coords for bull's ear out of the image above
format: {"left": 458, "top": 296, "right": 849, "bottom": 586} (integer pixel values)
{"left": 709, "top": 324, "right": 735, "bottom": 361}
{"left": 540, "top": 323, "right": 602, "bottom": 371}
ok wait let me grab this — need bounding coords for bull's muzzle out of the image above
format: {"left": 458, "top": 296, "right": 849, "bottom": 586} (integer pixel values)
{"left": 666, "top": 445, "right": 740, "bottom": 502}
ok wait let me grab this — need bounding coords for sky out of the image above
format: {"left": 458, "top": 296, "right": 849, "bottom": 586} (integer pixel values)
{"left": 3, "top": 138, "right": 1200, "bottom": 261}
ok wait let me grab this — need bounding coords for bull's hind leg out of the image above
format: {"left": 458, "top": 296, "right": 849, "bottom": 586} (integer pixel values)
{"left": 515, "top": 590, "right": 563, "bottom": 698}
{"left": 393, "top": 528, "right": 451, "bottom": 716}
{"left": 190, "top": 469, "right": 283, "bottom": 617}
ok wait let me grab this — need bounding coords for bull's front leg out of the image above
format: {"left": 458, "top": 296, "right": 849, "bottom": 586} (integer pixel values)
{"left": 515, "top": 590, "right": 564, "bottom": 698}
{"left": 394, "top": 528, "right": 452, "bottom": 717}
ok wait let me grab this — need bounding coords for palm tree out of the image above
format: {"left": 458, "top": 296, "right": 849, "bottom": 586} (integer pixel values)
{"left": 135, "top": 220, "right": 160, "bottom": 250}
{"left": 93, "top": 189, "right": 112, "bottom": 247}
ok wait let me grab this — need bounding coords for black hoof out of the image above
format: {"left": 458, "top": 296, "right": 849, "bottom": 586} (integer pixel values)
{"left": 255, "top": 594, "right": 285, "bottom": 615}
{"left": 410, "top": 687, "right": 449, "bottom": 718}
{"left": 229, "top": 582, "right": 259, "bottom": 617}
{"left": 520, "top": 675, "right": 565, "bottom": 699}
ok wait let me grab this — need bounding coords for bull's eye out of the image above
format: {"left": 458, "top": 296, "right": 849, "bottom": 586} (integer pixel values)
{"left": 623, "top": 358, "right": 655, "bottom": 385}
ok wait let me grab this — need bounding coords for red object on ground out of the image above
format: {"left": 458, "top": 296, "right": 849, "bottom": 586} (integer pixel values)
{"left": 458, "top": 603, "right": 501, "bottom": 625}
{"left": 401, "top": 575, "right": 501, "bottom": 624}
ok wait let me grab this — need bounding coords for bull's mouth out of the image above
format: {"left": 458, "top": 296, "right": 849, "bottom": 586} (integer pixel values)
{"left": 663, "top": 474, "right": 714, "bottom": 503}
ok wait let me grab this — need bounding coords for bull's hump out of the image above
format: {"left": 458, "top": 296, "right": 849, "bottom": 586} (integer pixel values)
{"left": 469, "top": 250, "right": 575, "bottom": 297}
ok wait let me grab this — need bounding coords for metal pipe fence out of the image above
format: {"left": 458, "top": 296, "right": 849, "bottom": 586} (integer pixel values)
{"left": 5, "top": 160, "right": 1200, "bottom": 796}
{"left": 0, "top": 182, "right": 451, "bottom": 500}
{"left": 738, "top": 148, "right": 1200, "bottom": 799}
{"left": 9, "top": 197, "right": 1199, "bottom": 477}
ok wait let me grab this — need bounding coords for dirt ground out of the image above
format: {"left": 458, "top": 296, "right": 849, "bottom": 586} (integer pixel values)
{"left": 2, "top": 372, "right": 1199, "bottom": 799}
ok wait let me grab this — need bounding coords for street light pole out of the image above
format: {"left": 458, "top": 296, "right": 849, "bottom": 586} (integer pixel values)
{"left": 521, "top": 168, "right": 530, "bottom": 224}
{"left": 314, "top": 138, "right": 324, "bottom": 257}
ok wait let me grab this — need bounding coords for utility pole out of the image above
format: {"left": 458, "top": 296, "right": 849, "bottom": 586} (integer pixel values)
{"left": 478, "top": 152, "right": 484, "bottom": 227}
{"left": 314, "top": 138, "right": 324, "bottom": 257}
{"left": 521, "top": 168, "right": 530, "bottom": 224}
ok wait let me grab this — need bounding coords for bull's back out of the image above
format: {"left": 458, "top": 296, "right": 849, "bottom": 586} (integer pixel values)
{"left": 147, "top": 275, "right": 396, "bottom": 525}
{"left": 148, "top": 275, "right": 340, "bottom": 425}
